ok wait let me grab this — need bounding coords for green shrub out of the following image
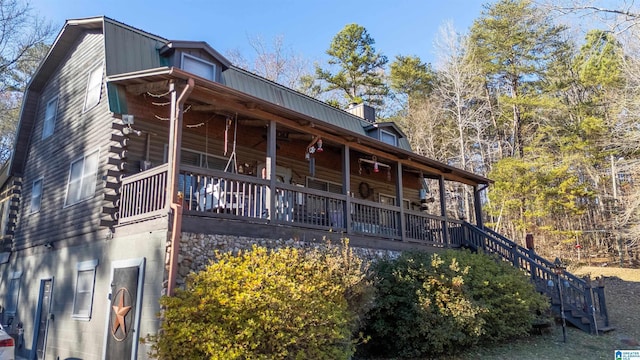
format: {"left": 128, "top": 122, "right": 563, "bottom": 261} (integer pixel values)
{"left": 357, "top": 250, "right": 549, "bottom": 358}
{"left": 358, "top": 251, "right": 485, "bottom": 358}
{"left": 148, "top": 243, "right": 372, "bottom": 360}
{"left": 440, "top": 250, "right": 550, "bottom": 342}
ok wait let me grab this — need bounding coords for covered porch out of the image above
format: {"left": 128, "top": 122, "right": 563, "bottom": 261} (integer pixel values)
{"left": 106, "top": 68, "right": 491, "bottom": 249}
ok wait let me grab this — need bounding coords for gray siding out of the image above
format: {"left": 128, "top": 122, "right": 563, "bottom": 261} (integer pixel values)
{"left": 15, "top": 30, "right": 114, "bottom": 250}
{"left": 0, "top": 226, "right": 167, "bottom": 360}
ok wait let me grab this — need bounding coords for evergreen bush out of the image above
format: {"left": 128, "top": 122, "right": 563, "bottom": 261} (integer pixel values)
{"left": 148, "top": 243, "right": 372, "bottom": 360}
{"left": 357, "top": 250, "right": 549, "bottom": 358}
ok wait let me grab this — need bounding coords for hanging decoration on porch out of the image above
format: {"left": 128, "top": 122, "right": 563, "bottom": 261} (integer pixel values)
{"left": 305, "top": 136, "right": 323, "bottom": 159}
{"left": 305, "top": 136, "right": 323, "bottom": 176}
{"left": 224, "top": 116, "right": 233, "bottom": 156}
{"left": 359, "top": 181, "right": 372, "bottom": 199}
{"left": 358, "top": 157, "right": 390, "bottom": 177}
{"left": 224, "top": 113, "right": 239, "bottom": 173}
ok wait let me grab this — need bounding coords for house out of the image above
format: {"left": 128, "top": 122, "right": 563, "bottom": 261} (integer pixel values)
{"left": 0, "top": 16, "right": 609, "bottom": 360}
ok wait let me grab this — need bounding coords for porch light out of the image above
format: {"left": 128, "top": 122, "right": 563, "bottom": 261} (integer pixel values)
{"left": 373, "top": 156, "right": 379, "bottom": 173}
{"left": 316, "top": 138, "right": 323, "bottom": 152}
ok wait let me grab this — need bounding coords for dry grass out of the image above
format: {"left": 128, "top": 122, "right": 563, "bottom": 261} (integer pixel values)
{"left": 447, "top": 266, "right": 640, "bottom": 360}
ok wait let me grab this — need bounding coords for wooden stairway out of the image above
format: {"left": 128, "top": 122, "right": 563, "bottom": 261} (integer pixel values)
{"left": 457, "top": 223, "right": 614, "bottom": 334}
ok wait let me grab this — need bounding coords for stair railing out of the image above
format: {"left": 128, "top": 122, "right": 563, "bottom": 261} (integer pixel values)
{"left": 460, "top": 223, "right": 609, "bottom": 334}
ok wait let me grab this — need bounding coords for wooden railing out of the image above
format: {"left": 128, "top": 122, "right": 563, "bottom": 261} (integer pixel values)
{"left": 178, "top": 165, "right": 270, "bottom": 220}
{"left": 462, "top": 224, "right": 610, "bottom": 334}
{"left": 118, "top": 165, "right": 466, "bottom": 246}
{"left": 120, "top": 164, "right": 168, "bottom": 223}
{"left": 350, "top": 198, "right": 401, "bottom": 239}
{"left": 275, "top": 183, "right": 346, "bottom": 230}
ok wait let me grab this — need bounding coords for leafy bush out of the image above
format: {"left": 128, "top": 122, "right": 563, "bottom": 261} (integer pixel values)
{"left": 148, "top": 243, "right": 372, "bottom": 360}
{"left": 357, "top": 250, "right": 549, "bottom": 358}
{"left": 440, "top": 250, "right": 550, "bottom": 342}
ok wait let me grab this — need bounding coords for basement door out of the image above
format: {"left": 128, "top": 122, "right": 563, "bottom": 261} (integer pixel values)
{"left": 102, "top": 258, "right": 145, "bottom": 360}
{"left": 31, "top": 278, "right": 53, "bottom": 360}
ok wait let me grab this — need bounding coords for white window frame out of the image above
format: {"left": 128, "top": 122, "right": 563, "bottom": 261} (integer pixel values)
{"left": 72, "top": 259, "right": 98, "bottom": 320}
{"left": 380, "top": 129, "right": 398, "bottom": 146}
{"left": 181, "top": 53, "right": 216, "bottom": 81}
{"left": 83, "top": 65, "right": 103, "bottom": 112}
{"left": 5, "top": 271, "right": 22, "bottom": 316}
{"left": 42, "top": 97, "right": 58, "bottom": 139}
{"left": 64, "top": 149, "right": 100, "bottom": 207}
{"left": 29, "top": 178, "right": 43, "bottom": 214}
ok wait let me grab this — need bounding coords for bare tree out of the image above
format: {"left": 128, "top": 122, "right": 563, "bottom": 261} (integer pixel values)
{"left": 538, "top": 0, "right": 640, "bottom": 34}
{"left": 226, "top": 34, "right": 312, "bottom": 91}
{"left": 0, "top": 0, "right": 54, "bottom": 163}
{"left": 433, "top": 22, "right": 490, "bottom": 219}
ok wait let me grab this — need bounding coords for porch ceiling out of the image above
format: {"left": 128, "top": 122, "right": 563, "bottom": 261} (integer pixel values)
{"left": 106, "top": 68, "right": 492, "bottom": 187}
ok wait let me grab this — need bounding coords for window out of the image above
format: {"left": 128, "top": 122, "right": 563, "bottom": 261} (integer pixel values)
{"left": 0, "top": 199, "right": 9, "bottom": 236}
{"left": 306, "top": 177, "right": 342, "bottom": 194}
{"left": 30, "top": 178, "right": 43, "bottom": 213}
{"left": 182, "top": 53, "right": 216, "bottom": 81}
{"left": 380, "top": 129, "right": 397, "bottom": 146}
{"left": 65, "top": 150, "right": 99, "bottom": 206}
{"left": 379, "top": 193, "right": 396, "bottom": 206}
{"left": 5, "top": 271, "right": 22, "bottom": 316}
{"left": 72, "top": 259, "right": 98, "bottom": 320}
{"left": 83, "top": 66, "right": 103, "bottom": 112}
{"left": 42, "top": 97, "right": 58, "bottom": 139}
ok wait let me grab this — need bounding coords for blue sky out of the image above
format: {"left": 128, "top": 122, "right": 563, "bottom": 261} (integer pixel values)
{"left": 31, "top": 0, "right": 488, "bottom": 66}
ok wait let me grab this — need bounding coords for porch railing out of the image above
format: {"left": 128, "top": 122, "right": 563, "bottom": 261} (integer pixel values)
{"left": 275, "top": 183, "right": 346, "bottom": 230}
{"left": 118, "top": 165, "right": 459, "bottom": 247}
{"left": 351, "top": 198, "right": 401, "bottom": 239}
{"left": 178, "top": 165, "right": 270, "bottom": 220}
{"left": 120, "top": 164, "right": 168, "bottom": 223}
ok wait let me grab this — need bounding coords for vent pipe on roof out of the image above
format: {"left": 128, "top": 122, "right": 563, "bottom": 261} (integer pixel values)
{"left": 346, "top": 103, "right": 375, "bottom": 123}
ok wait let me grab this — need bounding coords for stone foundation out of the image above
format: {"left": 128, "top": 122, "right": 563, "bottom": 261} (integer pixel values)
{"left": 172, "top": 232, "right": 401, "bottom": 286}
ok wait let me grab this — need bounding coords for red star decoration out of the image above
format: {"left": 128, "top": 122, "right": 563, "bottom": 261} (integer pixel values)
{"left": 112, "top": 290, "right": 132, "bottom": 335}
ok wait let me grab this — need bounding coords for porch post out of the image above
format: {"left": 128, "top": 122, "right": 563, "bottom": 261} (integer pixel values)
{"left": 474, "top": 185, "right": 484, "bottom": 229}
{"left": 396, "top": 162, "right": 406, "bottom": 241}
{"left": 166, "top": 81, "right": 182, "bottom": 209}
{"left": 343, "top": 144, "right": 352, "bottom": 234}
{"left": 267, "top": 120, "right": 277, "bottom": 221}
{"left": 439, "top": 174, "right": 450, "bottom": 247}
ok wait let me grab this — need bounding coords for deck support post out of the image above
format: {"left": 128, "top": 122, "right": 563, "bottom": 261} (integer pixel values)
{"left": 473, "top": 184, "right": 485, "bottom": 229}
{"left": 343, "top": 144, "right": 351, "bottom": 234}
{"left": 439, "top": 174, "right": 450, "bottom": 247}
{"left": 396, "top": 162, "right": 405, "bottom": 241}
{"left": 266, "top": 120, "right": 277, "bottom": 222}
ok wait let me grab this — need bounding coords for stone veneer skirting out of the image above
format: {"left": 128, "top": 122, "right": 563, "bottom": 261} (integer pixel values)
{"left": 173, "top": 232, "right": 402, "bottom": 286}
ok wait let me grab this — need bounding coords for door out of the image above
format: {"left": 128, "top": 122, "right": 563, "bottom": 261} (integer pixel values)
{"left": 103, "top": 258, "right": 145, "bottom": 360}
{"left": 32, "top": 278, "right": 53, "bottom": 360}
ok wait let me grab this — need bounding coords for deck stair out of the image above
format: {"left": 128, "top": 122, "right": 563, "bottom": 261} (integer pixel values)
{"left": 458, "top": 223, "right": 613, "bottom": 334}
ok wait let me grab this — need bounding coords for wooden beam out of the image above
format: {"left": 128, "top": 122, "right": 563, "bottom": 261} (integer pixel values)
{"left": 126, "top": 80, "right": 170, "bottom": 95}
{"left": 190, "top": 104, "right": 223, "bottom": 112}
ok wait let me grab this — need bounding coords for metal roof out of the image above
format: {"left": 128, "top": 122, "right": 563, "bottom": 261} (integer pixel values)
{"left": 220, "top": 67, "right": 413, "bottom": 152}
